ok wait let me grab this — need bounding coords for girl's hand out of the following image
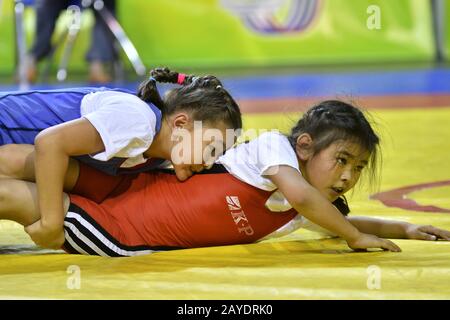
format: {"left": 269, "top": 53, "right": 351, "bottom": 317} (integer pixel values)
{"left": 24, "top": 220, "right": 65, "bottom": 249}
{"left": 346, "top": 233, "right": 402, "bottom": 252}
{"left": 405, "top": 224, "right": 450, "bottom": 241}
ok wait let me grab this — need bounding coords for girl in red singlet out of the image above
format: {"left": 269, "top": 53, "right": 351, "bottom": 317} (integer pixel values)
{"left": 1, "top": 101, "right": 449, "bottom": 256}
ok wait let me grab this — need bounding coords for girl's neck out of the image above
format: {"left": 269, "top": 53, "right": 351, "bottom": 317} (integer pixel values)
{"left": 297, "top": 155, "right": 307, "bottom": 179}
{"left": 144, "top": 121, "right": 172, "bottom": 160}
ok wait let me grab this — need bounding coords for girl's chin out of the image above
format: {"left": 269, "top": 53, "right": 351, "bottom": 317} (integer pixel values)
{"left": 327, "top": 191, "right": 340, "bottom": 203}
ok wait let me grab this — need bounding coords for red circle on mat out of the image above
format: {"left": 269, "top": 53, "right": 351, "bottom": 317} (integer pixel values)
{"left": 370, "top": 180, "right": 450, "bottom": 213}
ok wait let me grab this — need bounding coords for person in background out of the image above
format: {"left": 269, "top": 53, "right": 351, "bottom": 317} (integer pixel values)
{"left": 26, "top": 0, "right": 117, "bottom": 83}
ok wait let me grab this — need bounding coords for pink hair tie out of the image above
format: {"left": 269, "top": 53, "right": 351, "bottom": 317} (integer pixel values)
{"left": 177, "top": 73, "right": 186, "bottom": 85}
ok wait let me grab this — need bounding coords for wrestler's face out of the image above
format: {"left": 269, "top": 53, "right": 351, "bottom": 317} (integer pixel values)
{"left": 298, "top": 136, "right": 369, "bottom": 202}
{"left": 171, "top": 119, "right": 232, "bottom": 181}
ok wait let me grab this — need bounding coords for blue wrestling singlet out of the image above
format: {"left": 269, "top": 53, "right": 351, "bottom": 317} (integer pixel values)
{"left": 0, "top": 87, "right": 128, "bottom": 144}
{"left": 0, "top": 87, "right": 164, "bottom": 175}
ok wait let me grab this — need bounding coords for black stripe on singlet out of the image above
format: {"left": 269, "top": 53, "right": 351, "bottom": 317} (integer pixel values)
{"left": 65, "top": 203, "right": 184, "bottom": 256}
{"left": 157, "top": 163, "right": 228, "bottom": 175}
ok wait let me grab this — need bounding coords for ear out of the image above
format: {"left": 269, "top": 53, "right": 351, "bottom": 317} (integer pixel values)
{"left": 295, "top": 133, "right": 314, "bottom": 161}
{"left": 170, "top": 113, "right": 190, "bottom": 130}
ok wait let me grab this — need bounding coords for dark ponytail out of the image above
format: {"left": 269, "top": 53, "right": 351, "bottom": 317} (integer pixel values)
{"left": 137, "top": 67, "right": 184, "bottom": 111}
{"left": 137, "top": 67, "right": 242, "bottom": 131}
{"left": 137, "top": 77, "right": 165, "bottom": 110}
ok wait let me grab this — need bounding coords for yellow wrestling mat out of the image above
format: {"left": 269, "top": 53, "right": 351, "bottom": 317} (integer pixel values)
{"left": 1, "top": 107, "right": 449, "bottom": 299}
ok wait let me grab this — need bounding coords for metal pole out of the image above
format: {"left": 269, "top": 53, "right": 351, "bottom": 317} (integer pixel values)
{"left": 93, "top": 0, "right": 146, "bottom": 76}
{"left": 57, "top": 4, "right": 82, "bottom": 82}
{"left": 14, "top": 0, "right": 30, "bottom": 90}
{"left": 431, "top": 0, "right": 446, "bottom": 62}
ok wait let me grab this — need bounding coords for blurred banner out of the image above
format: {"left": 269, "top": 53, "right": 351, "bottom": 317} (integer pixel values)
{"left": 0, "top": 0, "right": 437, "bottom": 74}
{"left": 116, "top": 0, "right": 435, "bottom": 68}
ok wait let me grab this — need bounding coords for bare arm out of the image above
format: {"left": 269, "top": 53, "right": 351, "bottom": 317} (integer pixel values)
{"left": 26, "top": 118, "right": 104, "bottom": 248}
{"left": 348, "top": 216, "right": 450, "bottom": 240}
{"left": 347, "top": 216, "right": 409, "bottom": 239}
{"left": 268, "top": 166, "right": 401, "bottom": 251}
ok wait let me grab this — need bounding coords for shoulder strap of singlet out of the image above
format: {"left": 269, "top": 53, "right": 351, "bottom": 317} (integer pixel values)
{"left": 116, "top": 158, "right": 167, "bottom": 175}
{"left": 156, "top": 163, "right": 229, "bottom": 175}
{"left": 332, "top": 196, "right": 350, "bottom": 216}
{"left": 145, "top": 102, "right": 162, "bottom": 133}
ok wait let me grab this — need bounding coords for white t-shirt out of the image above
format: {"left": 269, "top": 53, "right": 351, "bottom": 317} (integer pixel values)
{"left": 80, "top": 91, "right": 158, "bottom": 167}
{"left": 218, "top": 131, "right": 329, "bottom": 240}
{"left": 218, "top": 131, "right": 300, "bottom": 212}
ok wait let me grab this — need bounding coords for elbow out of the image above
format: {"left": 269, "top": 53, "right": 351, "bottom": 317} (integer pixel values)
{"left": 288, "top": 184, "right": 317, "bottom": 209}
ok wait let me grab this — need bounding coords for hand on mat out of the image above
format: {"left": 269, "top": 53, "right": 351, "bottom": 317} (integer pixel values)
{"left": 346, "top": 233, "right": 402, "bottom": 252}
{"left": 405, "top": 224, "right": 450, "bottom": 241}
{"left": 25, "top": 220, "right": 65, "bottom": 249}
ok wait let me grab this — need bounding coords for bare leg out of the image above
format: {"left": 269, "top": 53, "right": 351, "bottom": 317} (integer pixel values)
{"left": 0, "top": 144, "right": 79, "bottom": 191}
{"left": 0, "top": 144, "right": 36, "bottom": 181}
{"left": 0, "top": 178, "right": 69, "bottom": 227}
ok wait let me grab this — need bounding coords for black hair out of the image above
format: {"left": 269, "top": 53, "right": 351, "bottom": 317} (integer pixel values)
{"left": 288, "top": 100, "right": 381, "bottom": 191}
{"left": 137, "top": 67, "right": 242, "bottom": 131}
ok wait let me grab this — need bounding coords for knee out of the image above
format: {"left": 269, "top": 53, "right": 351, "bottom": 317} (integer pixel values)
{"left": 0, "top": 144, "right": 34, "bottom": 179}
{"left": 0, "top": 179, "right": 39, "bottom": 226}
{"left": 0, "top": 180, "right": 14, "bottom": 209}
